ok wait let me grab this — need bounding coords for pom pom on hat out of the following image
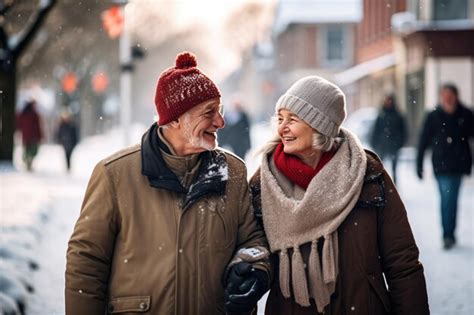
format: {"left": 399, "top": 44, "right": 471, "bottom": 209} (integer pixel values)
{"left": 154, "top": 51, "right": 221, "bottom": 125}
{"left": 175, "top": 52, "right": 197, "bottom": 69}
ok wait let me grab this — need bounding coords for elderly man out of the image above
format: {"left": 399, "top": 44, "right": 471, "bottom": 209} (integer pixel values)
{"left": 66, "top": 52, "right": 271, "bottom": 314}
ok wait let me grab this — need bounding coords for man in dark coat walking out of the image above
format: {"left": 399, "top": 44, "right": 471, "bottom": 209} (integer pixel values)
{"left": 370, "top": 94, "right": 407, "bottom": 184}
{"left": 56, "top": 112, "right": 79, "bottom": 171}
{"left": 218, "top": 99, "right": 251, "bottom": 159}
{"left": 417, "top": 83, "right": 473, "bottom": 249}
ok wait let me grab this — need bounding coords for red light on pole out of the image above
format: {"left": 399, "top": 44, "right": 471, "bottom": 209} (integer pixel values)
{"left": 62, "top": 72, "right": 78, "bottom": 94}
{"left": 102, "top": 6, "right": 124, "bottom": 39}
{"left": 92, "top": 73, "right": 109, "bottom": 94}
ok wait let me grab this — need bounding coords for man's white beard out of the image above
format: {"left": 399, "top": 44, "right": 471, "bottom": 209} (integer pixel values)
{"left": 182, "top": 114, "right": 216, "bottom": 151}
{"left": 189, "top": 134, "right": 215, "bottom": 151}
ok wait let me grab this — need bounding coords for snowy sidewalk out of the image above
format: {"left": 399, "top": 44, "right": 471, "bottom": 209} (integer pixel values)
{"left": 396, "top": 160, "right": 474, "bottom": 315}
{"left": 1, "top": 141, "right": 473, "bottom": 314}
{"left": 1, "top": 151, "right": 87, "bottom": 314}
{"left": 23, "top": 173, "right": 86, "bottom": 315}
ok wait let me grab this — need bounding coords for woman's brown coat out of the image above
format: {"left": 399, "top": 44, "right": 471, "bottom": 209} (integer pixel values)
{"left": 250, "top": 151, "right": 429, "bottom": 315}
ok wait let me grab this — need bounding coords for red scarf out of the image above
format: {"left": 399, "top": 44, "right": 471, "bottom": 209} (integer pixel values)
{"left": 273, "top": 142, "right": 334, "bottom": 189}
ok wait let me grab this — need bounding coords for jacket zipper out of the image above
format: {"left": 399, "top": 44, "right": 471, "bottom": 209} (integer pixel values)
{"left": 174, "top": 197, "right": 183, "bottom": 315}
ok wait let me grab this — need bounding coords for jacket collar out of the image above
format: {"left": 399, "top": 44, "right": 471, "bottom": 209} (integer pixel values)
{"left": 142, "top": 123, "right": 187, "bottom": 193}
{"left": 356, "top": 150, "right": 386, "bottom": 208}
{"left": 363, "top": 150, "right": 384, "bottom": 182}
{"left": 157, "top": 128, "right": 202, "bottom": 188}
{"left": 184, "top": 151, "right": 227, "bottom": 209}
{"left": 141, "top": 123, "right": 227, "bottom": 209}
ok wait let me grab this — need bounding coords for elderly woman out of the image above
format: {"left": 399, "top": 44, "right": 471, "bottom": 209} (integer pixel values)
{"left": 250, "top": 76, "right": 429, "bottom": 314}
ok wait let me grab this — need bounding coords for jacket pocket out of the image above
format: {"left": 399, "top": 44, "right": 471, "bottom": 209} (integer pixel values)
{"left": 367, "top": 274, "right": 390, "bottom": 313}
{"left": 107, "top": 296, "right": 150, "bottom": 313}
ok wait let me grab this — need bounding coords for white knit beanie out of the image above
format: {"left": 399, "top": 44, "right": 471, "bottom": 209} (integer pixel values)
{"left": 275, "top": 76, "right": 346, "bottom": 138}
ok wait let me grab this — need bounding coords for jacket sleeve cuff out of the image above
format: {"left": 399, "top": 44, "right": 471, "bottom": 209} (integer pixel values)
{"left": 223, "top": 246, "right": 270, "bottom": 285}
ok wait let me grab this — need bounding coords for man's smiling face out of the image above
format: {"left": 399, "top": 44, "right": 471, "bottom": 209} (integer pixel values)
{"left": 179, "top": 97, "right": 225, "bottom": 154}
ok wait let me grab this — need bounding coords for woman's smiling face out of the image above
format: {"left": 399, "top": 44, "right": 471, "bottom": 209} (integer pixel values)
{"left": 277, "top": 109, "right": 315, "bottom": 158}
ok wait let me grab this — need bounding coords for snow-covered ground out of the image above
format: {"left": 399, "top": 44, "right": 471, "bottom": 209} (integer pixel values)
{"left": 1, "top": 124, "right": 473, "bottom": 314}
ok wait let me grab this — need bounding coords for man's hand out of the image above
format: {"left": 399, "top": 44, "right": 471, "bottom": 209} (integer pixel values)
{"left": 224, "top": 262, "right": 269, "bottom": 313}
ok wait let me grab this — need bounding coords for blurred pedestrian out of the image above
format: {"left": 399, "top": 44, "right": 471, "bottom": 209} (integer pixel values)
{"left": 417, "top": 83, "right": 473, "bottom": 250}
{"left": 66, "top": 52, "right": 272, "bottom": 314}
{"left": 370, "top": 94, "right": 407, "bottom": 184}
{"left": 56, "top": 111, "right": 79, "bottom": 172}
{"left": 250, "top": 76, "right": 429, "bottom": 314}
{"left": 219, "top": 98, "right": 251, "bottom": 159}
{"left": 16, "top": 100, "right": 43, "bottom": 171}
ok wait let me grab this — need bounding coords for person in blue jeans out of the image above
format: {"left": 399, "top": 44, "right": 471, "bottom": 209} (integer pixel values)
{"left": 417, "top": 83, "right": 473, "bottom": 249}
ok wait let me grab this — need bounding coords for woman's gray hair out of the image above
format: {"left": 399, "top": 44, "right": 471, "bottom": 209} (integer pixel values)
{"left": 312, "top": 131, "right": 343, "bottom": 152}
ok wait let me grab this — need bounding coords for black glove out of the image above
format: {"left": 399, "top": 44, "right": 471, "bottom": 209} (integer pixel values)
{"left": 224, "top": 262, "right": 269, "bottom": 313}
{"left": 416, "top": 166, "right": 423, "bottom": 180}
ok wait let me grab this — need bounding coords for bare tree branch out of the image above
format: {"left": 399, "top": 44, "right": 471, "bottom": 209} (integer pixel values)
{"left": 11, "top": 0, "right": 56, "bottom": 59}
{"left": 0, "top": 0, "right": 15, "bottom": 49}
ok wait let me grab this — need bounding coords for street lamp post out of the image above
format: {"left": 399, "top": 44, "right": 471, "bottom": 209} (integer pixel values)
{"left": 104, "top": 1, "right": 143, "bottom": 147}
{"left": 119, "top": 3, "right": 132, "bottom": 147}
{"left": 105, "top": 0, "right": 132, "bottom": 147}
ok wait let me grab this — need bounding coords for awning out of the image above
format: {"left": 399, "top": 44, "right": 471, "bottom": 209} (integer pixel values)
{"left": 334, "top": 54, "right": 396, "bottom": 86}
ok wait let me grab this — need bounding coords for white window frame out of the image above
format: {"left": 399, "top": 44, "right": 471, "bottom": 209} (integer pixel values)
{"left": 318, "top": 24, "right": 352, "bottom": 68}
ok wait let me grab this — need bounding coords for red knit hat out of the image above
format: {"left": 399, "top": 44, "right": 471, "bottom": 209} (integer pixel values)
{"left": 154, "top": 52, "right": 221, "bottom": 125}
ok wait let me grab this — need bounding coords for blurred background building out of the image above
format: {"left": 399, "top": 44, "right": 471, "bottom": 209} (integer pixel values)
{"left": 2, "top": 0, "right": 473, "bottom": 159}
{"left": 337, "top": 0, "right": 474, "bottom": 144}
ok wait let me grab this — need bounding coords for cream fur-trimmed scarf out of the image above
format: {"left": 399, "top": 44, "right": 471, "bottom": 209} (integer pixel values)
{"left": 260, "top": 128, "right": 367, "bottom": 313}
